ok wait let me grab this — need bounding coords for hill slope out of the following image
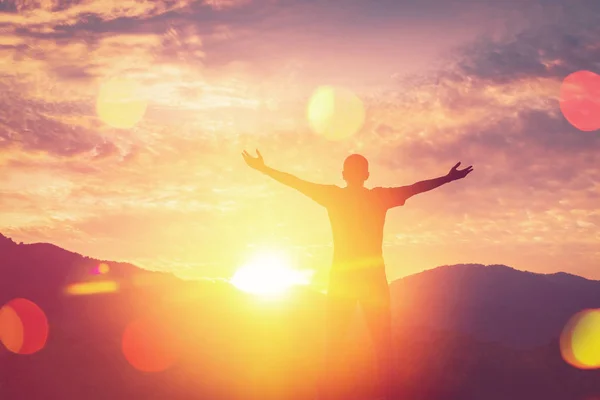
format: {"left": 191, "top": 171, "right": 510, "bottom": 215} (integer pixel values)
{"left": 390, "top": 263, "right": 600, "bottom": 348}
{"left": 1, "top": 234, "right": 599, "bottom": 400}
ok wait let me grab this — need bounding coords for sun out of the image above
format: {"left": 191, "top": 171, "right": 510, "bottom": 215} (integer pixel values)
{"left": 231, "top": 252, "right": 311, "bottom": 296}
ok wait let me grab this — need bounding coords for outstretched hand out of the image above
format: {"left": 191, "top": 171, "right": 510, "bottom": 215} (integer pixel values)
{"left": 447, "top": 162, "right": 473, "bottom": 181}
{"left": 242, "top": 149, "right": 266, "bottom": 171}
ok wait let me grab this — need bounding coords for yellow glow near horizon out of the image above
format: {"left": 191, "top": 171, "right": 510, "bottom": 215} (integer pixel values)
{"left": 231, "top": 252, "right": 312, "bottom": 296}
{"left": 66, "top": 281, "right": 119, "bottom": 296}
{"left": 96, "top": 77, "right": 147, "bottom": 129}
{"left": 307, "top": 85, "right": 365, "bottom": 141}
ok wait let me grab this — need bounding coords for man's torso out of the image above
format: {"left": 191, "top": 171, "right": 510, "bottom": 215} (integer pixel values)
{"left": 324, "top": 187, "right": 389, "bottom": 271}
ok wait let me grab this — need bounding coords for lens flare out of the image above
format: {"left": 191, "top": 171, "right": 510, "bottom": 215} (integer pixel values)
{"left": 92, "top": 263, "right": 110, "bottom": 275}
{"left": 66, "top": 281, "right": 119, "bottom": 296}
{"left": 0, "top": 298, "right": 48, "bottom": 355}
{"left": 559, "top": 70, "right": 600, "bottom": 132}
{"left": 0, "top": 304, "right": 23, "bottom": 353}
{"left": 96, "top": 77, "right": 148, "bottom": 129}
{"left": 560, "top": 309, "right": 600, "bottom": 370}
{"left": 307, "top": 86, "right": 365, "bottom": 141}
{"left": 122, "top": 317, "right": 178, "bottom": 372}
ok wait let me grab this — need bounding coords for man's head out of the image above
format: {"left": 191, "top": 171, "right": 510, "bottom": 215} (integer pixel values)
{"left": 342, "top": 154, "right": 369, "bottom": 186}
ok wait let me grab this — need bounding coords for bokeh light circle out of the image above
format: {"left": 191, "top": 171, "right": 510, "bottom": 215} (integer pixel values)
{"left": 93, "top": 263, "right": 110, "bottom": 275}
{"left": 560, "top": 308, "right": 600, "bottom": 370}
{"left": 122, "top": 317, "right": 178, "bottom": 372}
{"left": 307, "top": 86, "right": 366, "bottom": 141}
{"left": 0, "top": 298, "right": 49, "bottom": 355}
{"left": 96, "top": 77, "right": 148, "bottom": 129}
{"left": 559, "top": 70, "right": 600, "bottom": 132}
{"left": 0, "top": 304, "right": 24, "bottom": 353}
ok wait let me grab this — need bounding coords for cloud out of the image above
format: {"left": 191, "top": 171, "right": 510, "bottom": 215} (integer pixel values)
{"left": 453, "top": 9, "right": 600, "bottom": 83}
{"left": 0, "top": 0, "right": 195, "bottom": 26}
{"left": 372, "top": 8, "right": 600, "bottom": 171}
{"left": 0, "top": 89, "right": 108, "bottom": 157}
{"left": 202, "top": 0, "right": 253, "bottom": 10}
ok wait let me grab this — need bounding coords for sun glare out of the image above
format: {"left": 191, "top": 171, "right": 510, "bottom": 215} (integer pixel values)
{"left": 307, "top": 85, "right": 365, "bottom": 141}
{"left": 231, "top": 252, "right": 312, "bottom": 296}
{"left": 96, "top": 77, "right": 148, "bottom": 129}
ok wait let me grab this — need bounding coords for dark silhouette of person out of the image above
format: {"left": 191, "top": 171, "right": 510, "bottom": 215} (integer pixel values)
{"left": 242, "top": 149, "right": 473, "bottom": 399}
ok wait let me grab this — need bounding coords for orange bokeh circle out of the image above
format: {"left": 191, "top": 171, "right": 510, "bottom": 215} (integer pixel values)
{"left": 122, "top": 316, "right": 179, "bottom": 372}
{"left": 0, "top": 298, "right": 49, "bottom": 355}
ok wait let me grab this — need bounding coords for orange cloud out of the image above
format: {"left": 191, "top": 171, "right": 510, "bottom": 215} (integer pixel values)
{"left": 203, "top": 0, "right": 253, "bottom": 10}
{"left": 1, "top": 0, "right": 193, "bottom": 25}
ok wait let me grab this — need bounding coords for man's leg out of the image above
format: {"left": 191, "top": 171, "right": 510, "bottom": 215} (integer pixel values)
{"left": 318, "top": 291, "right": 356, "bottom": 400}
{"left": 361, "top": 273, "right": 394, "bottom": 399}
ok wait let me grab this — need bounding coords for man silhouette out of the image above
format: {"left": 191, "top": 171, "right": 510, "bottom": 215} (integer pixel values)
{"left": 242, "top": 150, "right": 473, "bottom": 399}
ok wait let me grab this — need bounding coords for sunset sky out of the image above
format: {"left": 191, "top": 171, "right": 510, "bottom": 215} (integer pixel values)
{"left": 1, "top": 0, "right": 599, "bottom": 287}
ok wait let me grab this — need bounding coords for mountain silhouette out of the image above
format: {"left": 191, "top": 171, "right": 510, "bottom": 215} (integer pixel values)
{"left": 1, "top": 233, "right": 599, "bottom": 400}
{"left": 390, "top": 263, "right": 600, "bottom": 349}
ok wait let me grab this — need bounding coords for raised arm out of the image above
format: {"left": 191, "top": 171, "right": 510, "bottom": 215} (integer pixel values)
{"left": 242, "top": 149, "right": 335, "bottom": 205}
{"left": 407, "top": 161, "right": 474, "bottom": 195}
{"left": 380, "top": 162, "right": 473, "bottom": 208}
